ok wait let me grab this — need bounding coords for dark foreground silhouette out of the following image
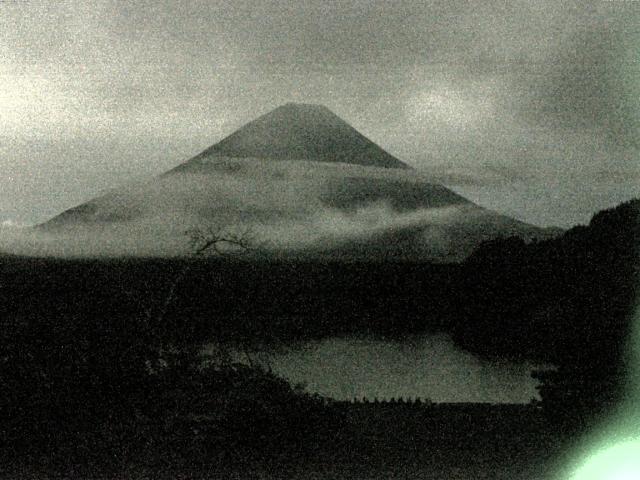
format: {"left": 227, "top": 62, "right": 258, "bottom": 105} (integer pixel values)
{"left": 0, "top": 199, "right": 637, "bottom": 477}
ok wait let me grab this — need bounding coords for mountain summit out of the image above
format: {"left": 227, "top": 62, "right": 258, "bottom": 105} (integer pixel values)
{"left": 36, "top": 104, "right": 560, "bottom": 260}
{"left": 179, "top": 103, "right": 409, "bottom": 170}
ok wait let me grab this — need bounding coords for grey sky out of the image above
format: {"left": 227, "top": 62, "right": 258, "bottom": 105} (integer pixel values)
{"left": 1, "top": 0, "right": 638, "bottom": 227}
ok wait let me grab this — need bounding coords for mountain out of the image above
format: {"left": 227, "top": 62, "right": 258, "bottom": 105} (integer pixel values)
{"left": 172, "top": 103, "right": 409, "bottom": 170}
{"left": 34, "top": 104, "right": 559, "bottom": 261}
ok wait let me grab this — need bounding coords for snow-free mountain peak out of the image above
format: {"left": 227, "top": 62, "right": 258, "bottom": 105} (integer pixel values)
{"left": 35, "top": 104, "right": 560, "bottom": 261}
{"left": 176, "top": 103, "right": 409, "bottom": 170}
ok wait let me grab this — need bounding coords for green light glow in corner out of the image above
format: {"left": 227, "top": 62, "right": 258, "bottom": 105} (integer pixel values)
{"left": 569, "top": 440, "right": 640, "bottom": 480}
{"left": 559, "top": 291, "right": 640, "bottom": 478}
{"left": 560, "top": 310, "right": 640, "bottom": 480}
{"left": 562, "top": 299, "right": 640, "bottom": 478}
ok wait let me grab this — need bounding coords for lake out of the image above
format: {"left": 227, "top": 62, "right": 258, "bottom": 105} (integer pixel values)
{"left": 246, "top": 333, "right": 544, "bottom": 403}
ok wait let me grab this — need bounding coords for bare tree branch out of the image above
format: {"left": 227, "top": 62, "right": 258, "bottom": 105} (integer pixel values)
{"left": 186, "top": 225, "right": 258, "bottom": 257}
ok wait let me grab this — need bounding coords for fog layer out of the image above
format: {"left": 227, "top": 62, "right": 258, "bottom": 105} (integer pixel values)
{"left": 0, "top": 159, "right": 544, "bottom": 260}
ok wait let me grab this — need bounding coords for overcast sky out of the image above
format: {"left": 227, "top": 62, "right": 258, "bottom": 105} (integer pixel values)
{"left": 1, "top": 0, "right": 638, "bottom": 227}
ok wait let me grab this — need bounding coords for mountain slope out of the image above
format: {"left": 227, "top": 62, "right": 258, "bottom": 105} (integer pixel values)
{"left": 33, "top": 105, "right": 559, "bottom": 261}
{"left": 173, "top": 103, "right": 409, "bottom": 170}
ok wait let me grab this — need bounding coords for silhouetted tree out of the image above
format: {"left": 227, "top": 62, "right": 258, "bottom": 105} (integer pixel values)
{"left": 529, "top": 199, "right": 640, "bottom": 430}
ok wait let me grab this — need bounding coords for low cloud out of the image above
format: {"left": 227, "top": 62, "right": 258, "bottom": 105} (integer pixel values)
{"left": 252, "top": 202, "right": 467, "bottom": 254}
{"left": 0, "top": 160, "right": 481, "bottom": 259}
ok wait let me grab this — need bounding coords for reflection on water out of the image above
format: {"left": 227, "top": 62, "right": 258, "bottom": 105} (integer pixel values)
{"left": 260, "top": 334, "right": 543, "bottom": 403}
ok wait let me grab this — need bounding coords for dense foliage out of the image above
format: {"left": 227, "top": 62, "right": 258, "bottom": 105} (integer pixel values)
{"left": 460, "top": 199, "right": 639, "bottom": 427}
{"left": 0, "top": 318, "right": 342, "bottom": 470}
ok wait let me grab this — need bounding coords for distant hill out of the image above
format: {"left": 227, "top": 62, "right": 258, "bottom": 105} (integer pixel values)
{"left": 34, "top": 105, "right": 558, "bottom": 261}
